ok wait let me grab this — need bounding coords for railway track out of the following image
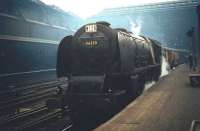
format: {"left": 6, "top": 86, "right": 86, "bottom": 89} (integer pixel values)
{"left": 0, "top": 105, "right": 72, "bottom": 131}
{"left": 0, "top": 78, "right": 72, "bottom": 131}
{"left": 0, "top": 78, "right": 68, "bottom": 113}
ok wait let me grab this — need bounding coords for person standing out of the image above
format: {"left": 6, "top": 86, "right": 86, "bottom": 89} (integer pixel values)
{"left": 193, "top": 55, "right": 197, "bottom": 71}
{"left": 188, "top": 54, "right": 193, "bottom": 71}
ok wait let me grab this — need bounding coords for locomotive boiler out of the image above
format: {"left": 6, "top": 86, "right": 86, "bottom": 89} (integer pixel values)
{"left": 57, "top": 21, "right": 162, "bottom": 108}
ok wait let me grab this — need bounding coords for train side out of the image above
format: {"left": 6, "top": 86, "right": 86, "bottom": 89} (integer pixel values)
{"left": 57, "top": 21, "right": 162, "bottom": 109}
{"left": 163, "top": 47, "right": 189, "bottom": 69}
{"left": 151, "top": 39, "right": 189, "bottom": 69}
{"left": 0, "top": 0, "right": 82, "bottom": 88}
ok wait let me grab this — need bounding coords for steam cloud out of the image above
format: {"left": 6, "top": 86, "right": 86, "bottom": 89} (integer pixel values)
{"left": 144, "top": 81, "right": 156, "bottom": 91}
{"left": 127, "top": 16, "right": 142, "bottom": 35}
{"left": 144, "top": 55, "right": 170, "bottom": 91}
{"left": 160, "top": 55, "right": 169, "bottom": 77}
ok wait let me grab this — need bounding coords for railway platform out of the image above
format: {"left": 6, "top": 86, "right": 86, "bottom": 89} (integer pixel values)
{"left": 95, "top": 65, "right": 200, "bottom": 131}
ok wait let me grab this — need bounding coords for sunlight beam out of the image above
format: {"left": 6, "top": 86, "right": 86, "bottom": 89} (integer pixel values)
{"left": 41, "top": 0, "right": 177, "bottom": 18}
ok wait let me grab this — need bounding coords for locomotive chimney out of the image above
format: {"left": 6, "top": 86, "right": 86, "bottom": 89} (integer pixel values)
{"left": 96, "top": 21, "right": 111, "bottom": 27}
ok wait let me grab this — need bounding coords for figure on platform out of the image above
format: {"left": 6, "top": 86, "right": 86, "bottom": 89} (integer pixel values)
{"left": 193, "top": 55, "right": 197, "bottom": 71}
{"left": 188, "top": 53, "right": 193, "bottom": 71}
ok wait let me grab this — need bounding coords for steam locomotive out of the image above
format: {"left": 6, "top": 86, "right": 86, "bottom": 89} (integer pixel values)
{"left": 57, "top": 21, "right": 164, "bottom": 109}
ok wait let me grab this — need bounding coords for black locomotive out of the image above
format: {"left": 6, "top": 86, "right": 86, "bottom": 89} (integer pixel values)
{"left": 57, "top": 21, "right": 162, "bottom": 108}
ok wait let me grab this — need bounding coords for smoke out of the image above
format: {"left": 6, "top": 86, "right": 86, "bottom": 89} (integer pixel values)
{"left": 144, "top": 81, "right": 156, "bottom": 91}
{"left": 160, "top": 55, "right": 170, "bottom": 77}
{"left": 144, "top": 55, "right": 170, "bottom": 91}
{"left": 127, "top": 16, "right": 142, "bottom": 35}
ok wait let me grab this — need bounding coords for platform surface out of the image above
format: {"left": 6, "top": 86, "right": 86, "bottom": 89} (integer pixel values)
{"left": 95, "top": 65, "right": 200, "bottom": 131}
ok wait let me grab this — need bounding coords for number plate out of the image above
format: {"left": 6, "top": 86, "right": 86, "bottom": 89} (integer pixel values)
{"left": 84, "top": 41, "right": 98, "bottom": 46}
